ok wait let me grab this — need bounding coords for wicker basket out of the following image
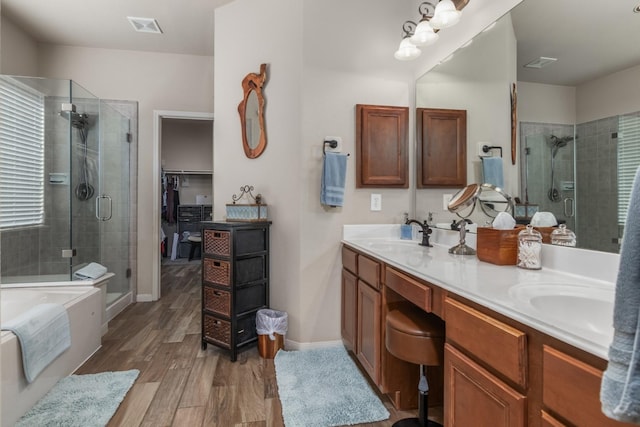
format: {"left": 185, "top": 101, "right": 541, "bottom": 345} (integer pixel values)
{"left": 203, "top": 314, "right": 231, "bottom": 347}
{"left": 204, "top": 230, "right": 231, "bottom": 256}
{"left": 477, "top": 226, "right": 523, "bottom": 265}
{"left": 203, "top": 258, "right": 231, "bottom": 287}
{"left": 203, "top": 287, "right": 231, "bottom": 317}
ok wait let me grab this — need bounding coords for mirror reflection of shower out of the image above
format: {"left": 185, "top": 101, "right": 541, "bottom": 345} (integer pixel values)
{"left": 60, "top": 106, "right": 94, "bottom": 201}
{"left": 547, "top": 134, "right": 574, "bottom": 202}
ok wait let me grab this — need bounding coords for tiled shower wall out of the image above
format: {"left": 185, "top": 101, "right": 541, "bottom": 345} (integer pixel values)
{"left": 0, "top": 97, "right": 138, "bottom": 293}
{"left": 575, "top": 116, "right": 619, "bottom": 253}
{"left": 520, "top": 122, "right": 575, "bottom": 231}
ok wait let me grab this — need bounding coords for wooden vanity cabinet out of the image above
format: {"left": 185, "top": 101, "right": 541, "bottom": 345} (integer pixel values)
{"left": 416, "top": 108, "right": 467, "bottom": 188}
{"left": 355, "top": 104, "right": 409, "bottom": 188}
{"left": 201, "top": 221, "right": 270, "bottom": 362}
{"left": 444, "top": 297, "right": 527, "bottom": 427}
{"left": 341, "top": 246, "right": 419, "bottom": 410}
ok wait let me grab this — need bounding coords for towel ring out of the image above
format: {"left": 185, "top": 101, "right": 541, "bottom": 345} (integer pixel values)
{"left": 481, "top": 145, "right": 502, "bottom": 157}
{"left": 323, "top": 140, "right": 350, "bottom": 156}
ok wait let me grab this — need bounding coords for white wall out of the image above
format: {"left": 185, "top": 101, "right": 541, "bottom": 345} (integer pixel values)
{"left": 162, "top": 119, "right": 213, "bottom": 172}
{"left": 0, "top": 14, "right": 38, "bottom": 75}
{"left": 517, "top": 82, "right": 576, "bottom": 125}
{"left": 576, "top": 63, "right": 640, "bottom": 123}
{"left": 37, "top": 45, "right": 214, "bottom": 299}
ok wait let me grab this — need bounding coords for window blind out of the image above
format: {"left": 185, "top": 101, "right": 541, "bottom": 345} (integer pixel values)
{"left": 0, "top": 78, "right": 45, "bottom": 228}
{"left": 618, "top": 112, "right": 640, "bottom": 225}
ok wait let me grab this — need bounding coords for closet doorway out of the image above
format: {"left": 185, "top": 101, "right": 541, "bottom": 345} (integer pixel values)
{"left": 153, "top": 110, "right": 214, "bottom": 301}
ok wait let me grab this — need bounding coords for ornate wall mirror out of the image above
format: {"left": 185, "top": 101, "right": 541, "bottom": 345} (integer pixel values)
{"left": 238, "top": 63, "right": 268, "bottom": 159}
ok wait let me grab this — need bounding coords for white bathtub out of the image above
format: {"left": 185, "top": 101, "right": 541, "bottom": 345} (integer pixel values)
{"left": 1, "top": 285, "right": 102, "bottom": 426}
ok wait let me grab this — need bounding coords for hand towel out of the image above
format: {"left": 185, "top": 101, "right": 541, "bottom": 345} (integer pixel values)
{"left": 601, "top": 166, "right": 640, "bottom": 422}
{"left": 1, "top": 303, "right": 71, "bottom": 383}
{"left": 321, "top": 152, "right": 348, "bottom": 207}
{"left": 73, "top": 262, "right": 107, "bottom": 280}
{"left": 481, "top": 156, "right": 504, "bottom": 189}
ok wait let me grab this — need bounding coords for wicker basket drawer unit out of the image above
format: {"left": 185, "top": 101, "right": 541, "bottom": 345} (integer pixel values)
{"left": 200, "top": 221, "right": 271, "bottom": 362}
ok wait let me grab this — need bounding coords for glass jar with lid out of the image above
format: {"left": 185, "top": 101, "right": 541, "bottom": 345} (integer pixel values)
{"left": 517, "top": 224, "right": 542, "bottom": 270}
{"left": 550, "top": 224, "right": 576, "bottom": 247}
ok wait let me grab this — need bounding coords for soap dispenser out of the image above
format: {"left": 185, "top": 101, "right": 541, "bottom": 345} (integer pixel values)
{"left": 401, "top": 213, "right": 413, "bottom": 240}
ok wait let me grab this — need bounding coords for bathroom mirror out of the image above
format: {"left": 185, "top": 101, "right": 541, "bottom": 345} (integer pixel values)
{"left": 477, "top": 184, "right": 513, "bottom": 218}
{"left": 415, "top": 0, "right": 640, "bottom": 254}
{"left": 238, "top": 63, "right": 268, "bottom": 159}
{"left": 448, "top": 183, "right": 480, "bottom": 217}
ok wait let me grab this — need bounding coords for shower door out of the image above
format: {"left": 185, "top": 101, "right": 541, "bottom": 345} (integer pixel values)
{"left": 96, "top": 101, "right": 131, "bottom": 306}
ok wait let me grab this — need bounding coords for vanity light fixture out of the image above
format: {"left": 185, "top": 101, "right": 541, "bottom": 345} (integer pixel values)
{"left": 394, "top": 1, "right": 465, "bottom": 61}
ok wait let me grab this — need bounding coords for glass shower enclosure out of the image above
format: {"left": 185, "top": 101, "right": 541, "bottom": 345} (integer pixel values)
{"left": 0, "top": 75, "right": 134, "bottom": 309}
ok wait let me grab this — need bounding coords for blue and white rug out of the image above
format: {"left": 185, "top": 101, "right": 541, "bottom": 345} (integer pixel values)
{"left": 274, "top": 346, "right": 390, "bottom": 426}
{"left": 15, "top": 369, "right": 139, "bottom": 427}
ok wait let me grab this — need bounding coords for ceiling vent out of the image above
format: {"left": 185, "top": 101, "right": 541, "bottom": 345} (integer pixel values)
{"left": 524, "top": 57, "right": 558, "bottom": 69}
{"left": 127, "top": 17, "right": 163, "bottom": 34}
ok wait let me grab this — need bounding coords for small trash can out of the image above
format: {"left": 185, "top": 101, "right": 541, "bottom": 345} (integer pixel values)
{"left": 256, "top": 309, "right": 288, "bottom": 358}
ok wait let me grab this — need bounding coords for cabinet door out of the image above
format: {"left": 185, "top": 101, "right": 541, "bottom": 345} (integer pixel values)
{"left": 356, "top": 104, "right": 408, "bottom": 188}
{"left": 417, "top": 108, "right": 467, "bottom": 187}
{"left": 357, "top": 280, "right": 382, "bottom": 385}
{"left": 445, "top": 343, "right": 526, "bottom": 427}
{"left": 341, "top": 269, "right": 358, "bottom": 352}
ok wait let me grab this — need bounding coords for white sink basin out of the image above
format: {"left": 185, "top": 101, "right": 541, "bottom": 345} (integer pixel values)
{"left": 509, "top": 282, "right": 614, "bottom": 342}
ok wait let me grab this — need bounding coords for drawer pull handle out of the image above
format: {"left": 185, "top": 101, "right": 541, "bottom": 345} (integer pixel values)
{"left": 213, "top": 261, "right": 221, "bottom": 267}
{"left": 213, "top": 291, "right": 223, "bottom": 296}
{"left": 237, "top": 329, "right": 245, "bottom": 334}
{"left": 214, "top": 232, "right": 221, "bottom": 237}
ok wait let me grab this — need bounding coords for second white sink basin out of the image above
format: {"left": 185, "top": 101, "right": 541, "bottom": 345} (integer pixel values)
{"left": 509, "top": 282, "right": 614, "bottom": 342}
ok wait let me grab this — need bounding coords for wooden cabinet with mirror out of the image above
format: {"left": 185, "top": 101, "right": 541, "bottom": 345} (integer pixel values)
{"left": 416, "top": 108, "right": 467, "bottom": 188}
{"left": 355, "top": 104, "right": 409, "bottom": 188}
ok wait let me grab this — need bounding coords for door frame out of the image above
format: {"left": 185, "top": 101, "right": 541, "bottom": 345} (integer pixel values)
{"left": 152, "top": 110, "right": 214, "bottom": 301}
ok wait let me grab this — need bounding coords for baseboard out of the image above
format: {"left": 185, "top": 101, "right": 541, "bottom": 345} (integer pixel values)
{"left": 284, "top": 339, "right": 343, "bottom": 351}
{"left": 106, "top": 292, "right": 133, "bottom": 322}
{"left": 136, "top": 293, "right": 154, "bottom": 302}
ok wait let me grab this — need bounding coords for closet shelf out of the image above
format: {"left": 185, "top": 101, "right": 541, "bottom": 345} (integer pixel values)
{"left": 164, "top": 169, "right": 212, "bottom": 175}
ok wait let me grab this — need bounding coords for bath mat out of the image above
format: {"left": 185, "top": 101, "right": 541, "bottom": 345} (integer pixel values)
{"left": 274, "top": 346, "right": 389, "bottom": 426}
{"left": 15, "top": 369, "right": 139, "bottom": 427}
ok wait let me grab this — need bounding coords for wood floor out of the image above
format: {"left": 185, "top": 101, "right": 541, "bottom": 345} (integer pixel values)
{"left": 76, "top": 263, "right": 442, "bottom": 427}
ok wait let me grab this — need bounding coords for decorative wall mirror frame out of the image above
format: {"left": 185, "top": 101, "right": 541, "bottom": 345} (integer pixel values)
{"left": 238, "top": 63, "right": 268, "bottom": 159}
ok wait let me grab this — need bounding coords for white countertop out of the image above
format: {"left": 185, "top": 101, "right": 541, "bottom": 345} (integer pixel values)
{"left": 343, "top": 224, "right": 620, "bottom": 360}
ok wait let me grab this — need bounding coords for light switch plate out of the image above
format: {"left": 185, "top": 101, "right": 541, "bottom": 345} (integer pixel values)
{"left": 443, "top": 194, "right": 452, "bottom": 211}
{"left": 371, "top": 194, "right": 382, "bottom": 211}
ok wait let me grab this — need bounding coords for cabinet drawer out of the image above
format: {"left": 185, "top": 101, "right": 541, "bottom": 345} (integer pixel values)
{"left": 203, "top": 258, "right": 231, "bottom": 287}
{"left": 342, "top": 246, "right": 357, "bottom": 274}
{"left": 358, "top": 254, "right": 380, "bottom": 289}
{"left": 204, "top": 230, "right": 231, "bottom": 256}
{"left": 385, "top": 266, "right": 432, "bottom": 312}
{"left": 543, "top": 346, "right": 626, "bottom": 426}
{"left": 235, "top": 256, "right": 266, "bottom": 284}
{"left": 445, "top": 297, "right": 527, "bottom": 388}
{"left": 203, "top": 314, "right": 231, "bottom": 348}
{"left": 236, "top": 284, "right": 267, "bottom": 314}
{"left": 235, "top": 228, "right": 268, "bottom": 255}
{"left": 237, "top": 313, "right": 258, "bottom": 345}
{"left": 203, "top": 286, "right": 230, "bottom": 317}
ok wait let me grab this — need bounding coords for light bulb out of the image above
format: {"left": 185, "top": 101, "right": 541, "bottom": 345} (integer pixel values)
{"left": 410, "top": 20, "right": 439, "bottom": 47}
{"left": 430, "top": 0, "right": 461, "bottom": 29}
{"left": 394, "top": 37, "right": 421, "bottom": 61}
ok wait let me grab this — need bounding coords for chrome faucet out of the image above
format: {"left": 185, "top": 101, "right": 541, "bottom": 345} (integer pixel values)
{"left": 406, "top": 219, "right": 433, "bottom": 247}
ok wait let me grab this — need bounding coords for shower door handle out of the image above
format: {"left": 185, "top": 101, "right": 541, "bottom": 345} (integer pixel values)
{"left": 564, "top": 197, "right": 575, "bottom": 218}
{"left": 96, "top": 195, "right": 113, "bottom": 221}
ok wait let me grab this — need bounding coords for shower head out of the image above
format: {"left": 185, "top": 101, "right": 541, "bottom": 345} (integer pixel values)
{"left": 549, "top": 134, "right": 574, "bottom": 148}
{"left": 60, "top": 111, "right": 90, "bottom": 130}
